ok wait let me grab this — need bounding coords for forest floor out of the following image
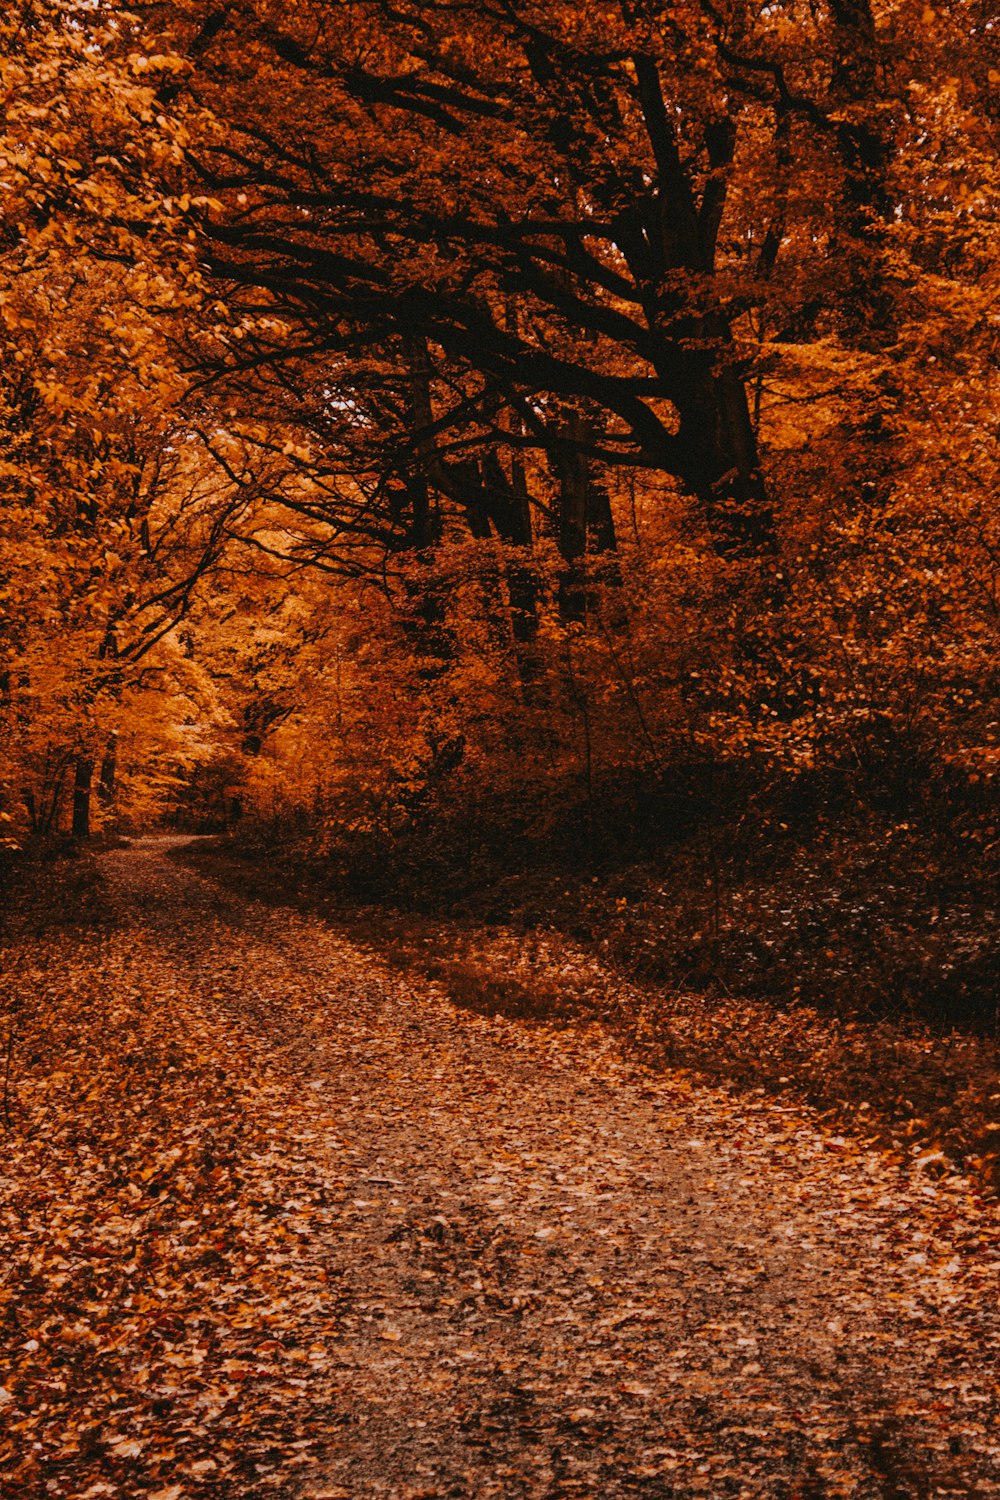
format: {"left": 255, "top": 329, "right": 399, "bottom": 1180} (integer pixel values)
{"left": 180, "top": 832, "right": 1000, "bottom": 1198}
{"left": 3, "top": 838, "right": 1000, "bottom": 1499}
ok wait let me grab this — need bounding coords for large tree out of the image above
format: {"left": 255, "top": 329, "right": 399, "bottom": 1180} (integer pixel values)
{"left": 150, "top": 0, "right": 852, "bottom": 561}
{"left": 151, "top": 0, "right": 992, "bottom": 588}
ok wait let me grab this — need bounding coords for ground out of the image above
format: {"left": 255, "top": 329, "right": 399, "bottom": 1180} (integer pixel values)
{"left": 2, "top": 839, "right": 999, "bottom": 1499}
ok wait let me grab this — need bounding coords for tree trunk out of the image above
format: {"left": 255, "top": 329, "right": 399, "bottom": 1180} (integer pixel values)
{"left": 72, "top": 755, "right": 93, "bottom": 840}
{"left": 403, "top": 334, "right": 440, "bottom": 549}
{"left": 830, "top": 0, "right": 894, "bottom": 338}
{"left": 626, "top": 55, "right": 779, "bottom": 560}
{"left": 553, "top": 413, "right": 624, "bottom": 620}
{"left": 477, "top": 451, "right": 540, "bottom": 652}
{"left": 675, "top": 351, "right": 776, "bottom": 559}
{"left": 97, "top": 733, "right": 118, "bottom": 807}
{"left": 555, "top": 413, "right": 590, "bottom": 624}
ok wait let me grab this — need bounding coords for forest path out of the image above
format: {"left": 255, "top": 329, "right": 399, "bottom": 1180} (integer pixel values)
{"left": 5, "top": 839, "right": 999, "bottom": 1499}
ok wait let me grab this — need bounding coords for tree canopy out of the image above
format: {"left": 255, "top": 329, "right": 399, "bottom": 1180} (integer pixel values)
{"left": 1, "top": 0, "right": 997, "bottom": 852}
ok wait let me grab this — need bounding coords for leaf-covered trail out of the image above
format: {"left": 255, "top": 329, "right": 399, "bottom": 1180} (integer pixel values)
{"left": 4, "top": 841, "right": 1000, "bottom": 1499}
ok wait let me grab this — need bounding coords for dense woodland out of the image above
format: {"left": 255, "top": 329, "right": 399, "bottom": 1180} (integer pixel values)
{"left": 5, "top": 7, "right": 1000, "bottom": 1497}
{"left": 1, "top": 0, "right": 998, "bottom": 1019}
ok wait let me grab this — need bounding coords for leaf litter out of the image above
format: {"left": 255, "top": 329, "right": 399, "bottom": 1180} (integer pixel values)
{"left": 1, "top": 839, "right": 999, "bottom": 1497}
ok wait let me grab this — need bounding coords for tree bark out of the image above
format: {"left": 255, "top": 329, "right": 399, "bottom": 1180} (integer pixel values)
{"left": 553, "top": 413, "right": 624, "bottom": 621}
{"left": 97, "top": 733, "right": 118, "bottom": 807}
{"left": 556, "top": 414, "right": 589, "bottom": 624}
{"left": 72, "top": 754, "right": 93, "bottom": 840}
{"left": 674, "top": 349, "right": 776, "bottom": 558}
{"left": 402, "top": 334, "right": 440, "bottom": 550}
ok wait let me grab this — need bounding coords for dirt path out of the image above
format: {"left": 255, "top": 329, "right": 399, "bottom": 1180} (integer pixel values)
{"left": 3, "top": 839, "right": 1000, "bottom": 1499}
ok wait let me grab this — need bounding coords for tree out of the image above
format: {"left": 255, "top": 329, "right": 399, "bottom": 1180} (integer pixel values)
{"left": 5, "top": 0, "right": 999, "bottom": 850}
{"left": 146, "top": 0, "right": 806, "bottom": 561}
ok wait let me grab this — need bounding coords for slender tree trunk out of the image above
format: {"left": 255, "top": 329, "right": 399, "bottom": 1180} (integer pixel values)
{"left": 478, "top": 451, "right": 540, "bottom": 656}
{"left": 43, "top": 759, "right": 69, "bottom": 836}
{"left": 97, "top": 732, "right": 118, "bottom": 808}
{"left": 554, "top": 413, "right": 625, "bottom": 620}
{"left": 498, "top": 307, "right": 542, "bottom": 654}
{"left": 72, "top": 754, "right": 93, "bottom": 840}
{"left": 556, "top": 413, "right": 590, "bottom": 624}
{"left": 586, "top": 475, "right": 618, "bottom": 559}
{"left": 403, "top": 334, "right": 439, "bottom": 549}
